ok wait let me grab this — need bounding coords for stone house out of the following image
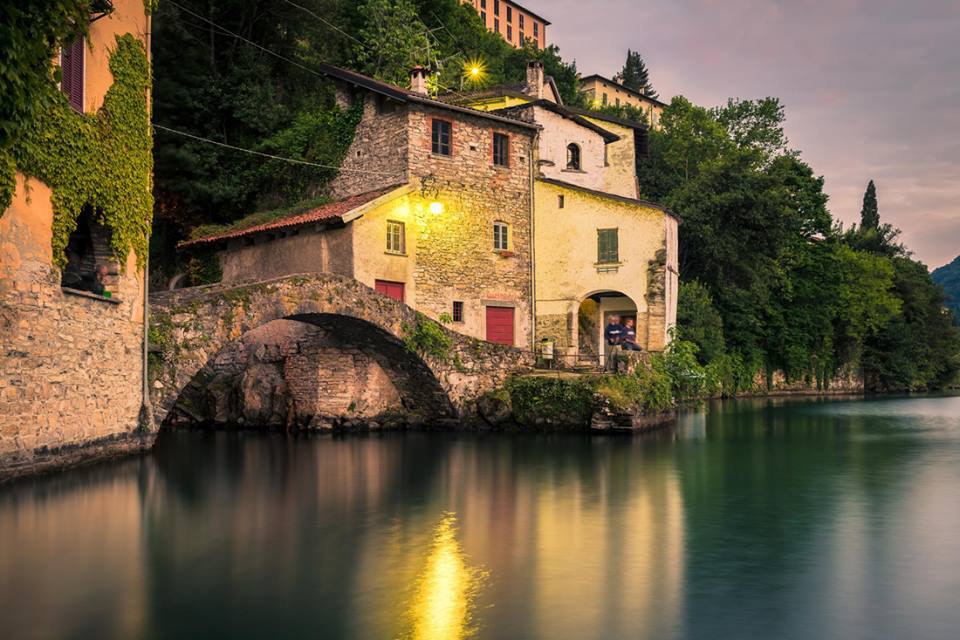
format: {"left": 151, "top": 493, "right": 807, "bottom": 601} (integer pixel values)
{"left": 184, "top": 64, "right": 539, "bottom": 349}
{"left": 453, "top": 62, "right": 680, "bottom": 364}
{"left": 0, "top": 0, "right": 154, "bottom": 477}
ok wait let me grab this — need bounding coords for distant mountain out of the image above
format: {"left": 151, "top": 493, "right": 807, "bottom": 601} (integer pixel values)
{"left": 932, "top": 256, "right": 960, "bottom": 324}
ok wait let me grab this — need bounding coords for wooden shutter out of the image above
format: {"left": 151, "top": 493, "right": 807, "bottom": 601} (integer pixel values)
{"left": 598, "top": 229, "right": 619, "bottom": 263}
{"left": 486, "top": 306, "right": 515, "bottom": 346}
{"left": 375, "top": 280, "right": 405, "bottom": 302}
{"left": 61, "top": 37, "right": 84, "bottom": 113}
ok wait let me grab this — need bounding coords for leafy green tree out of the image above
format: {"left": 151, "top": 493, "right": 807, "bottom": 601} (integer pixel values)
{"left": 353, "top": 0, "right": 430, "bottom": 86}
{"left": 932, "top": 255, "right": 960, "bottom": 324}
{"left": 615, "top": 49, "right": 657, "bottom": 99}
{"left": 677, "top": 281, "right": 726, "bottom": 365}
{"left": 715, "top": 98, "right": 791, "bottom": 161}
{"left": 0, "top": 0, "right": 88, "bottom": 149}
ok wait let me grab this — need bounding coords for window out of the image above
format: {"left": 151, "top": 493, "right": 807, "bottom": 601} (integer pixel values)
{"left": 493, "top": 221, "right": 509, "bottom": 251}
{"left": 616, "top": 97, "right": 621, "bottom": 107}
{"left": 480, "top": 0, "right": 486, "bottom": 6}
{"left": 494, "top": 0, "right": 500, "bottom": 15}
{"left": 558, "top": 195, "right": 565, "bottom": 209}
{"left": 481, "top": 10, "right": 486, "bottom": 21}
{"left": 519, "top": 30, "right": 525, "bottom": 43}
{"left": 60, "top": 36, "right": 84, "bottom": 113}
{"left": 602, "top": 93, "right": 608, "bottom": 105}
{"left": 507, "top": 6, "right": 512, "bottom": 21}
{"left": 386, "top": 220, "right": 405, "bottom": 254}
{"left": 519, "top": 14, "right": 525, "bottom": 27}
{"left": 61, "top": 205, "right": 119, "bottom": 297}
{"left": 494, "top": 18, "right": 499, "bottom": 32}
{"left": 507, "top": 25, "right": 512, "bottom": 40}
{"left": 493, "top": 132, "right": 510, "bottom": 167}
{"left": 597, "top": 229, "right": 619, "bottom": 264}
{"left": 566, "top": 143, "right": 581, "bottom": 171}
{"left": 533, "top": 22, "right": 539, "bottom": 37}
{"left": 453, "top": 301, "right": 464, "bottom": 323}
{"left": 432, "top": 119, "right": 452, "bottom": 156}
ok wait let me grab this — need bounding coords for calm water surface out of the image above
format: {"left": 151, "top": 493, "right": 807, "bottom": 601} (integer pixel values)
{"left": 3, "top": 395, "right": 960, "bottom": 639}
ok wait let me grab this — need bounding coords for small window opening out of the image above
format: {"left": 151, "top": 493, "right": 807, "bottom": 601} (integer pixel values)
{"left": 432, "top": 119, "right": 452, "bottom": 156}
{"left": 453, "top": 301, "right": 464, "bottom": 323}
{"left": 386, "top": 220, "right": 406, "bottom": 254}
{"left": 558, "top": 195, "right": 565, "bottom": 209}
{"left": 493, "top": 132, "right": 510, "bottom": 167}
{"left": 566, "top": 143, "right": 582, "bottom": 171}
{"left": 493, "top": 221, "right": 509, "bottom": 251}
{"left": 61, "top": 206, "right": 116, "bottom": 297}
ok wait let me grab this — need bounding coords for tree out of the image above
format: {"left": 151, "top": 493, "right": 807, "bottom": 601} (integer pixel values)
{"left": 860, "top": 180, "right": 879, "bottom": 229}
{"left": 0, "top": 1, "right": 89, "bottom": 149}
{"left": 615, "top": 49, "right": 657, "bottom": 99}
{"left": 354, "top": 0, "right": 430, "bottom": 87}
{"left": 677, "top": 281, "right": 726, "bottom": 365}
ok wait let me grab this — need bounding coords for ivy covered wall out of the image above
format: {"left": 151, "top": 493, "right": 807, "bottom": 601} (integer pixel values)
{"left": 0, "top": 33, "right": 153, "bottom": 270}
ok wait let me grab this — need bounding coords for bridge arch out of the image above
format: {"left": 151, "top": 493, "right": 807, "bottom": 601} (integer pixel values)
{"left": 149, "top": 274, "right": 531, "bottom": 427}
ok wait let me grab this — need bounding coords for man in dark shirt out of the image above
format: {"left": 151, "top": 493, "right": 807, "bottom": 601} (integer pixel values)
{"left": 622, "top": 317, "right": 642, "bottom": 351}
{"left": 604, "top": 315, "right": 626, "bottom": 371}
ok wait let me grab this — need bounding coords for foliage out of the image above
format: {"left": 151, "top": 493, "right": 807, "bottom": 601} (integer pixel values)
{"left": 0, "top": 35, "right": 153, "bottom": 269}
{"left": 185, "top": 251, "right": 223, "bottom": 286}
{"left": 0, "top": 1, "right": 88, "bottom": 150}
{"left": 932, "top": 255, "right": 960, "bottom": 325}
{"left": 644, "top": 93, "right": 959, "bottom": 392}
{"left": 860, "top": 179, "right": 879, "bottom": 229}
{"left": 614, "top": 49, "right": 657, "bottom": 99}
{"left": 403, "top": 312, "right": 453, "bottom": 361}
{"left": 353, "top": 0, "right": 430, "bottom": 86}
{"left": 504, "top": 376, "right": 597, "bottom": 428}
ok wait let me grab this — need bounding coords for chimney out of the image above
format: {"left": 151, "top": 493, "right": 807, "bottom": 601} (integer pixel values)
{"left": 410, "top": 66, "right": 430, "bottom": 96}
{"left": 525, "top": 60, "right": 544, "bottom": 100}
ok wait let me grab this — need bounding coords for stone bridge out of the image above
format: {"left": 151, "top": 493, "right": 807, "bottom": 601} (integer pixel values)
{"left": 148, "top": 273, "right": 532, "bottom": 428}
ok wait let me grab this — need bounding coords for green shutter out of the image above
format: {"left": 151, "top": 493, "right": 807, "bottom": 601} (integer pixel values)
{"left": 598, "top": 229, "right": 618, "bottom": 263}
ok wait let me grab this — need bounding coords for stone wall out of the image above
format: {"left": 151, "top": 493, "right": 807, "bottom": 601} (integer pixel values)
{"left": 0, "top": 176, "right": 151, "bottom": 480}
{"left": 405, "top": 105, "right": 536, "bottom": 348}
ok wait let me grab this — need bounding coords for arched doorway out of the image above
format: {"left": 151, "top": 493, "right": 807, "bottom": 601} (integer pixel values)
{"left": 576, "top": 291, "right": 639, "bottom": 368}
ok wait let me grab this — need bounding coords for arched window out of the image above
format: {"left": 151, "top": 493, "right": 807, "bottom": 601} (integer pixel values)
{"left": 61, "top": 206, "right": 116, "bottom": 297}
{"left": 566, "top": 143, "right": 581, "bottom": 171}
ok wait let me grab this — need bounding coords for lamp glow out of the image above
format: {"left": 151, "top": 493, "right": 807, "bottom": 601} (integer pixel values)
{"left": 429, "top": 201, "right": 445, "bottom": 215}
{"left": 462, "top": 58, "right": 488, "bottom": 87}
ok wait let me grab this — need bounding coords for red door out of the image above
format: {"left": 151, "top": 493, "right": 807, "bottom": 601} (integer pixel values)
{"left": 375, "top": 280, "right": 405, "bottom": 302}
{"left": 486, "top": 306, "right": 515, "bottom": 346}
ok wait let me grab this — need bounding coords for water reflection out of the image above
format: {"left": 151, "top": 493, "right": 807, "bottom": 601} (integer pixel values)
{"left": 405, "top": 513, "right": 484, "bottom": 640}
{"left": 0, "top": 395, "right": 958, "bottom": 639}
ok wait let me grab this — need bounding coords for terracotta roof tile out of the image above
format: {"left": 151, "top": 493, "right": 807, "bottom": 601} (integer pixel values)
{"left": 180, "top": 184, "right": 405, "bottom": 248}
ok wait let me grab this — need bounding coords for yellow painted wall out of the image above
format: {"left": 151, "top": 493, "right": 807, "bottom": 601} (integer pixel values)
{"left": 534, "top": 180, "right": 668, "bottom": 357}
{"left": 580, "top": 78, "right": 664, "bottom": 128}
{"left": 83, "top": 0, "right": 150, "bottom": 114}
{"left": 580, "top": 116, "right": 639, "bottom": 199}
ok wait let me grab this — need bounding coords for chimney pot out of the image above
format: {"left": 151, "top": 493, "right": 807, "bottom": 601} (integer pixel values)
{"left": 410, "top": 66, "right": 430, "bottom": 96}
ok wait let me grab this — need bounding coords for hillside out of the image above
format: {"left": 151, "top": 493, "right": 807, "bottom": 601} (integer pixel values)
{"left": 932, "top": 256, "right": 960, "bottom": 323}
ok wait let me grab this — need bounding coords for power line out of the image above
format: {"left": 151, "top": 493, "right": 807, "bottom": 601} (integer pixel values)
{"left": 152, "top": 123, "right": 399, "bottom": 176}
{"left": 279, "top": 0, "right": 364, "bottom": 46}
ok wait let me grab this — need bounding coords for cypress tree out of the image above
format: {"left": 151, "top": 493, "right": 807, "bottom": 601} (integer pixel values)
{"left": 861, "top": 180, "right": 879, "bottom": 229}
{"left": 616, "top": 49, "right": 658, "bottom": 99}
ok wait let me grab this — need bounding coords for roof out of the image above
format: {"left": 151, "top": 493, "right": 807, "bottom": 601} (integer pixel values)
{"left": 579, "top": 74, "right": 669, "bottom": 109}
{"left": 180, "top": 184, "right": 408, "bottom": 248}
{"left": 566, "top": 106, "right": 648, "bottom": 131}
{"left": 502, "top": 0, "right": 552, "bottom": 26}
{"left": 440, "top": 76, "right": 564, "bottom": 107}
{"left": 538, "top": 177, "right": 680, "bottom": 222}
{"left": 492, "top": 100, "right": 621, "bottom": 143}
{"left": 315, "top": 62, "right": 540, "bottom": 132}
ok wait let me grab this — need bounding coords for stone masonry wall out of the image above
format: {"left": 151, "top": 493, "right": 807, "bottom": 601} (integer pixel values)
{"left": 0, "top": 176, "right": 151, "bottom": 479}
{"left": 406, "top": 105, "right": 536, "bottom": 349}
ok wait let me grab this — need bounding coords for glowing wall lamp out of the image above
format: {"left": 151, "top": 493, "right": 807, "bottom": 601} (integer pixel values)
{"left": 429, "top": 201, "right": 445, "bottom": 215}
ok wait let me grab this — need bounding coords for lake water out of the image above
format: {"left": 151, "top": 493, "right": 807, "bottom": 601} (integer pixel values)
{"left": 2, "top": 394, "right": 960, "bottom": 639}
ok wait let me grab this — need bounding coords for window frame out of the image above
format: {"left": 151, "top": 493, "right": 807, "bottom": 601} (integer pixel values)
{"left": 431, "top": 118, "right": 453, "bottom": 156}
{"left": 386, "top": 220, "right": 406, "bottom": 255}
{"left": 493, "top": 221, "right": 510, "bottom": 251}
{"left": 597, "top": 228, "right": 620, "bottom": 264}
{"left": 493, "top": 132, "right": 510, "bottom": 167}
{"left": 452, "top": 301, "right": 464, "bottom": 323}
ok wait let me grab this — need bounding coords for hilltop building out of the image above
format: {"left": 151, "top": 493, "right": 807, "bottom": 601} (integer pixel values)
{"left": 462, "top": 0, "right": 549, "bottom": 49}
{"left": 0, "top": 0, "right": 154, "bottom": 476}
{"left": 184, "top": 65, "right": 538, "bottom": 349}
{"left": 580, "top": 74, "right": 667, "bottom": 128}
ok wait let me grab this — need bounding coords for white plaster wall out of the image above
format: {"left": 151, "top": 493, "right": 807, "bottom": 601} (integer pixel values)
{"left": 533, "top": 107, "right": 607, "bottom": 192}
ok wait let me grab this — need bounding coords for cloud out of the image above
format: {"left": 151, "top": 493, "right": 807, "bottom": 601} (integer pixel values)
{"left": 539, "top": 0, "right": 960, "bottom": 266}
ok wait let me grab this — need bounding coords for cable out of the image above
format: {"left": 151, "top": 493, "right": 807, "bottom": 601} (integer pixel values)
{"left": 152, "top": 124, "right": 399, "bottom": 176}
{"left": 279, "top": 0, "right": 364, "bottom": 46}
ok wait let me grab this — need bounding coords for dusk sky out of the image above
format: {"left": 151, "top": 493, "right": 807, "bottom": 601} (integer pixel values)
{"left": 535, "top": 0, "right": 960, "bottom": 269}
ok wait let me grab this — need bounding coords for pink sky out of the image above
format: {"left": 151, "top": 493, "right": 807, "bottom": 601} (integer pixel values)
{"left": 534, "top": 0, "right": 960, "bottom": 268}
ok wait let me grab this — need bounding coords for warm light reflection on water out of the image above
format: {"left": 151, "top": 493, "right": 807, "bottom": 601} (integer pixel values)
{"left": 405, "top": 513, "right": 485, "bottom": 640}
{"left": 1, "top": 395, "right": 960, "bottom": 639}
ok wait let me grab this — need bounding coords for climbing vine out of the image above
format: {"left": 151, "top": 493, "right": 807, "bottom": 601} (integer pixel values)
{"left": 0, "top": 33, "right": 153, "bottom": 270}
{"left": 402, "top": 313, "right": 453, "bottom": 361}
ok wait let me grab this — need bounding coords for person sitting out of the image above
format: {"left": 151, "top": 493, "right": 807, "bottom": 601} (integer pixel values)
{"left": 604, "top": 315, "right": 626, "bottom": 371}
{"left": 79, "top": 265, "right": 108, "bottom": 296}
{"left": 622, "top": 317, "right": 643, "bottom": 351}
